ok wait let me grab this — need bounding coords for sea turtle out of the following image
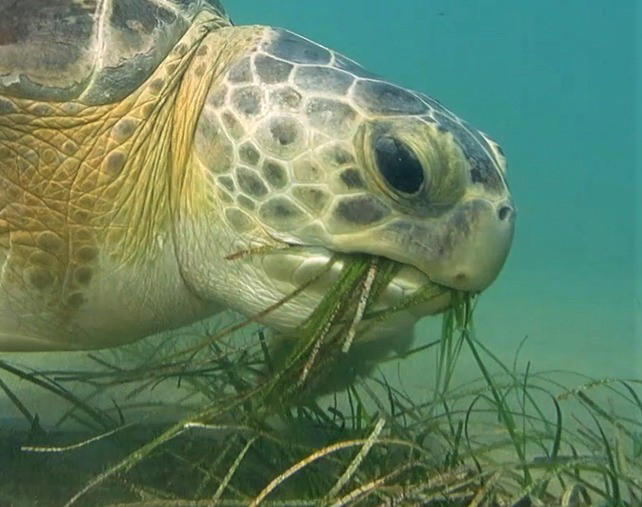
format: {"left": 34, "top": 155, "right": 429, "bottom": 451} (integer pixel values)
{"left": 0, "top": 0, "right": 515, "bottom": 352}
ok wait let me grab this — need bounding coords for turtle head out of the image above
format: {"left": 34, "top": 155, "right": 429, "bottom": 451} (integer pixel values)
{"left": 183, "top": 28, "right": 514, "bottom": 333}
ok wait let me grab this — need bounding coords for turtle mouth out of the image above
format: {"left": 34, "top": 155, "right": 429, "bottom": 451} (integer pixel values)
{"left": 260, "top": 244, "right": 454, "bottom": 321}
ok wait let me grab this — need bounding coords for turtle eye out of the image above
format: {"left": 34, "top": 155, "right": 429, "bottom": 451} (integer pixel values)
{"left": 374, "top": 135, "right": 424, "bottom": 195}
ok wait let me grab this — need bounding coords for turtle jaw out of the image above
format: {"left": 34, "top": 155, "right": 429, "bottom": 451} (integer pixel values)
{"left": 421, "top": 200, "right": 516, "bottom": 292}
{"left": 389, "top": 198, "right": 516, "bottom": 293}
{"left": 321, "top": 195, "right": 516, "bottom": 295}
{"left": 259, "top": 243, "right": 454, "bottom": 322}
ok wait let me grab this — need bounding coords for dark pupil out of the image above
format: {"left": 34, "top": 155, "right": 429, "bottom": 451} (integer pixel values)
{"left": 374, "top": 136, "right": 424, "bottom": 194}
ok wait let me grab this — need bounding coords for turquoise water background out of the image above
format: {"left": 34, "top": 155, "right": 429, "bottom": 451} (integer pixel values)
{"left": 230, "top": 0, "right": 640, "bottom": 379}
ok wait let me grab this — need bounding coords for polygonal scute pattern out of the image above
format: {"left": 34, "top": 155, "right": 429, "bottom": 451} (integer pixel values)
{"left": 238, "top": 142, "right": 261, "bottom": 166}
{"left": 227, "top": 57, "right": 252, "bottom": 83}
{"left": 305, "top": 98, "right": 357, "bottom": 138}
{"left": 330, "top": 195, "right": 391, "bottom": 232}
{"left": 352, "top": 80, "right": 428, "bottom": 116}
{"left": 261, "top": 160, "right": 289, "bottom": 189}
{"left": 292, "top": 185, "right": 331, "bottom": 214}
{"left": 235, "top": 166, "right": 268, "bottom": 199}
{"left": 254, "top": 54, "right": 293, "bottom": 84}
{"left": 255, "top": 115, "right": 307, "bottom": 159}
{"left": 269, "top": 87, "right": 303, "bottom": 112}
{"left": 225, "top": 207, "right": 254, "bottom": 233}
{"left": 293, "top": 66, "right": 353, "bottom": 94}
{"left": 259, "top": 197, "right": 309, "bottom": 231}
{"left": 293, "top": 158, "right": 325, "bottom": 183}
{"left": 194, "top": 113, "right": 234, "bottom": 174}
{"left": 231, "top": 86, "right": 264, "bottom": 118}
{"left": 434, "top": 113, "right": 504, "bottom": 193}
{"left": 264, "top": 30, "right": 332, "bottom": 65}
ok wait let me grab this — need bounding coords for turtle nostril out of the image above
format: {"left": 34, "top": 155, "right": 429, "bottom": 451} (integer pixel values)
{"left": 498, "top": 205, "right": 512, "bottom": 221}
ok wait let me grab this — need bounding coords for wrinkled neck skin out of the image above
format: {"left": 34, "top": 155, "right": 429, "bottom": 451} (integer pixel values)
{"left": 0, "top": 22, "right": 265, "bottom": 351}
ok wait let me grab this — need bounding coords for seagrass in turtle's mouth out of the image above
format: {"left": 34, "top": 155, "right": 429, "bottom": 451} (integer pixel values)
{"left": 261, "top": 246, "right": 449, "bottom": 308}
{"left": 247, "top": 243, "right": 451, "bottom": 340}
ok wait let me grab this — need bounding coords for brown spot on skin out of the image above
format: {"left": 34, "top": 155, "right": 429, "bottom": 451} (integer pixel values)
{"left": 32, "top": 104, "right": 53, "bottom": 116}
{"left": 237, "top": 167, "right": 268, "bottom": 198}
{"left": 105, "top": 152, "right": 126, "bottom": 176}
{"left": 25, "top": 267, "right": 53, "bottom": 290}
{"left": 28, "top": 251, "right": 55, "bottom": 267}
{"left": 339, "top": 168, "right": 365, "bottom": 189}
{"left": 262, "top": 160, "right": 288, "bottom": 189}
{"left": 62, "top": 140, "right": 78, "bottom": 155}
{"left": 75, "top": 246, "right": 98, "bottom": 263}
{"left": 67, "top": 292, "right": 85, "bottom": 309}
{"left": 42, "top": 149, "right": 58, "bottom": 165}
{"left": 197, "top": 45, "right": 209, "bottom": 56}
{"left": 334, "top": 195, "right": 389, "bottom": 225}
{"left": 237, "top": 195, "right": 256, "bottom": 211}
{"left": 194, "top": 62, "right": 206, "bottom": 77}
{"left": 293, "top": 186, "right": 330, "bottom": 213}
{"left": 148, "top": 78, "right": 164, "bottom": 93}
{"left": 112, "top": 118, "right": 138, "bottom": 142}
{"left": 74, "top": 266, "right": 92, "bottom": 285}
{"left": 141, "top": 102, "right": 156, "bottom": 117}
{"left": 174, "top": 43, "right": 187, "bottom": 56}
{"left": 239, "top": 142, "right": 260, "bottom": 165}
{"left": 37, "top": 231, "right": 64, "bottom": 252}
{"left": 222, "top": 112, "right": 244, "bottom": 140}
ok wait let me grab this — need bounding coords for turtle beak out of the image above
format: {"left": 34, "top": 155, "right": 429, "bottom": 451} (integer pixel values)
{"left": 425, "top": 199, "right": 516, "bottom": 292}
{"left": 377, "top": 197, "right": 516, "bottom": 293}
